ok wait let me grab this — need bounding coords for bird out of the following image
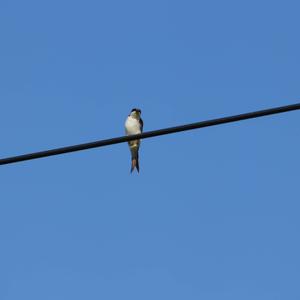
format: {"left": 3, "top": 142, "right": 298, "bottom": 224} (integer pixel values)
{"left": 125, "top": 108, "right": 143, "bottom": 173}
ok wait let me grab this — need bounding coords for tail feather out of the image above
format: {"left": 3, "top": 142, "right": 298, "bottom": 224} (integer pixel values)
{"left": 136, "top": 156, "right": 139, "bottom": 173}
{"left": 130, "top": 150, "right": 140, "bottom": 173}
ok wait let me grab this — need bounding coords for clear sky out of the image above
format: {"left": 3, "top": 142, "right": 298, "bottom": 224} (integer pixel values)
{"left": 0, "top": 1, "right": 299, "bottom": 299}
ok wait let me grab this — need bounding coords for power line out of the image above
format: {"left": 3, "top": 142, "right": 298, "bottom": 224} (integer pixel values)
{"left": 1, "top": 103, "right": 299, "bottom": 166}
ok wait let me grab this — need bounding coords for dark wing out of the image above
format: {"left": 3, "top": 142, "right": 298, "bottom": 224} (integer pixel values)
{"left": 139, "top": 118, "right": 144, "bottom": 132}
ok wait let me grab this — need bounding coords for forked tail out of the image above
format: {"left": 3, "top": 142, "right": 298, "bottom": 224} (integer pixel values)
{"left": 131, "top": 149, "right": 139, "bottom": 173}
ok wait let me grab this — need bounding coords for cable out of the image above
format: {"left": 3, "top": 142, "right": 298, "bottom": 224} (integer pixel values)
{"left": 0, "top": 103, "right": 299, "bottom": 166}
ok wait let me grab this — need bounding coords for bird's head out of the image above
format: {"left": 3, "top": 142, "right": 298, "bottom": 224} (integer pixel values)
{"left": 130, "top": 108, "right": 142, "bottom": 118}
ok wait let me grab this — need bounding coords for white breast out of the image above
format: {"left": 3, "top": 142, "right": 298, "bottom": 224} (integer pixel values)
{"left": 125, "top": 116, "right": 141, "bottom": 135}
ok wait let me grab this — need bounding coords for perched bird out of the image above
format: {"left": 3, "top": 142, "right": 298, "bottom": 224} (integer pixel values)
{"left": 125, "top": 108, "right": 143, "bottom": 173}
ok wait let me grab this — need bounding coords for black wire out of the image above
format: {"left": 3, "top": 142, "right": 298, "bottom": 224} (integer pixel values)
{"left": 1, "top": 103, "right": 299, "bottom": 166}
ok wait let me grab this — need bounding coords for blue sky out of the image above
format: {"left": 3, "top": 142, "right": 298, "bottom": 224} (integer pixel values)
{"left": 0, "top": 1, "right": 300, "bottom": 299}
